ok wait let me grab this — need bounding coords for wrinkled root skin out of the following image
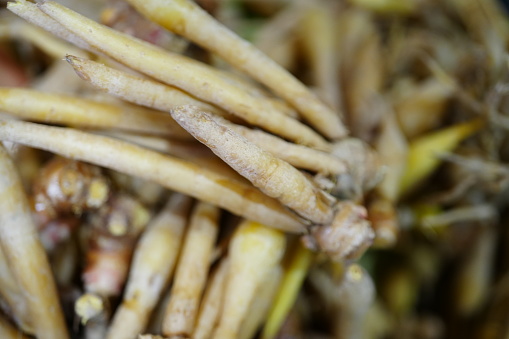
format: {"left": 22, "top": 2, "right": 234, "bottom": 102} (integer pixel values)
{"left": 302, "top": 201, "right": 374, "bottom": 262}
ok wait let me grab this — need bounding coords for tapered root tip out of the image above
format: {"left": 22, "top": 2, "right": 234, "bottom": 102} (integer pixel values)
{"left": 65, "top": 55, "right": 91, "bottom": 81}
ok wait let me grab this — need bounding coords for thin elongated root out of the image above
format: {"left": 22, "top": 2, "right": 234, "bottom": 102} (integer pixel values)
{"left": 7, "top": 0, "right": 90, "bottom": 51}
{"left": 193, "top": 258, "right": 229, "bottom": 339}
{"left": 35, "top": 1, "right": 329, "bottom": 149}
{"left": 65, "top": 55, "right": 227, "bottom": 119}
{"left": 0, "top": 88, "right": 190, "bottom": 138}
{"left": 299, "top": 4, "right": 341, "bottom": 111}
{"left": 0, "top": 119, "right": 305, "bottom": 233}
{"left": 0, "top": 17, "right": 86, "bottom": 59}
{"left": 212, "top": 221, "right": 286, "bottom": 339}
{"left": 0, "top": 245, "right": 32, "bottom": 334}
{"left": 239, "top": 265, "right": 283, "bottom": 339}
{"left": 163, "top": 202, "right": 220, "bottom": 337}
{"left": 215, "top": 116, "right": 347, "bottom": 176}
{"left": 124, "top": 0, "right": 347, "bottom": 140}
{"left": 107, "top": 194, "right": 193, "bottom": 339}
{"left": 170, "top": 105, "right": 334, "bottom": 225}
{"left": 0, "top": 145, "right": 68, "bottom": 339}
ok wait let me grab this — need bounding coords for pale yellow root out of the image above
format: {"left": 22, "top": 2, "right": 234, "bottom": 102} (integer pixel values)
{"left": 37, "top": 1, "right": 329, "bottom": 149}
{"left": 170, "top": 105, "right": 334, "bottom": 225}
{"left": 299, "top": 5, "right": 341, "bottom": 111}
{"left": 0, "top": 314, "right": 30, "bottom": 339}
{"left": 107, "top": 194, "right": 193, "bottom": 339}
{"left": 212, "top": 221, "right": 286, "bottom": 339}
{"left": 239, "top": 265, "right": 283, "bottom": 339}
{"left": 0, "top": 119, "right": 305, "bottom": 233}
{"left": 0, "top": 17, "right": 86, "bottom": 59}
{"left": 0, "top": 145, "right": 68, "bottom": 339}
{"left": 162, "top": 202, "right": 220, "bottom": 338}
{"left": 193, "top": 258, "right": 230, "bottom": 339}
{"left": 65, "top": 55, "right": 227, "bottom": 118}
{"left": 0, "top": 245, "right": 32, "bottom": 334}
{"left": 7, "top": 0, "right": 90, "bottom": 51}
{"left": 124, "top": 0, "right": 347, "bottom": 140}
{"left": 217, "top": 117, "right": 347, "bottom": 176}
{"left": 0, "top": 88, "right": 189, "bottom": 138}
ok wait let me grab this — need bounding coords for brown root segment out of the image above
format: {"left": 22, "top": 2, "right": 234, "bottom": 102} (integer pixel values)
{"left": 0, "top": 145, "right": 69, "bottom": 339}
{"left": 170, "top": 105, "right": 334, "bottom": 225}
{"left": 0, "top": 119, "right": 306, "bottom": 233}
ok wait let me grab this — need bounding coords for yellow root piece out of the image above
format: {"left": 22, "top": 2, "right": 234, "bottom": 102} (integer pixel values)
{"left": 124, "top": 0, "right": 347, "bottom": 140}
{"left": 0, "top": 119, "right": 305, "bottom": 233}
{"left": 0, "top": 145, "right": 68, "bottom": 339}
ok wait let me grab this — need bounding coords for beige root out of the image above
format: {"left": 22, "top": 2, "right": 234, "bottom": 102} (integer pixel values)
{"left": 64, "top": 55, "right": 228, "bottom": 119}
{"left": 162, "top": 202, "right": 220, "bottom": 337}
{"left": 0, "top": 145, "right": 68, "bottom": 339}
{"left": 0, "top": 88, "right": 189, "bottom": 139}
{"left": 212, "top": 221, "right": 286, "bottom": 339}
{"left": 36, "top": 1, "right": 329, "bottom": 149}
{"left": 170, "top": 105, "right": 334, "bottom": 225}
{"left": 0, "top": 119, "right": 305, "bottom": 233}
{"left": 214, "top": 116, "right": 347, "bottom": 176}
{"left": 107, "top": 194, "right": 193, "bottom": 339}
{"left": 193, "top": 258, "right": 229, "bottom": 339}
{"left": 124, "top": 0, "right": 347, "bottom": 140}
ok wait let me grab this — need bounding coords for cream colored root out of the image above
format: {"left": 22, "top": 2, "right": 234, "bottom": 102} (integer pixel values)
{"left": 65, "top": 55, "right": 228, "bottom": 119}
{"left": 0, "top": 246, "right": 32, "bottom": 334}
{"left": 212, "top": 221, "right": 286, "bottom": 339}
{"left": 0, "top": 18, "right": 86, "bottom": 59}
{"left": 107, "top": 194, "right": 193, "bottom": 339}
{"left": 0, "top": 314, "right": 30, "bottom": 339}
{"left": 0, "top": 88, "right": 189, "bottom": 138}
{"left": 124, "top": 0, "right": 347, "bottom": 140}
{"left": 193, "top": 258, "right": 230, "bottom": 339}
{"left": 299, "top": 5, "right": 341, "bottom": 111}
{"left": 0, "top": 145, "right": 68, "bottom": 339}
{"left": 218, "top": 117, "right": 348, "bottom": 175}
{"left": 170, "top": 105, "right": 334, "bottom": 225}
{"left": 99, "top": 131, "right": 243, "bottom": 180}
{"left": 239, "top": 265, "right": 283, "bottom": 339}
{"left": 7, "top": 0, "right": 90, "bottom": 51}
{"left": 37, "top": 2, "right": 329, "bottom": 149}
{"left": 0, "top": 119, "right": 305, "bottom": 233}
{"left": 163, "top": 202, "right": 220, "bottom": 338}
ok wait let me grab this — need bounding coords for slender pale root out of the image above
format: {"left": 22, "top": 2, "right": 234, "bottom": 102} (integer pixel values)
{"left": 107, "top": 194, "right": 193, "bottom": 339}
{"left": 7, "top": 0, "right": 90, "bottom": 51}
{"left": 0, "top": 18, "right": 86, "bottom": 59}
{"left": 212, "top": 221, "right": 286, "bottom": 339}
{"left": 0, "top": 145, "right": 68, "bottom": 339}
{"left": 0, "top": 119, "right": 305, "bottom": 232}
{"left": 65, "top": 55, "right": 228, "bottom": 119}
{"left": 0, "top": 245, "right": 33, "bottom": 334}
{"left": 216, "top": 116, "right": 347, "bottom": 175}
{"left": 299, "top": 5, "right": 341, "bottom": 111}
{"left": 170, "top": 105, "right": 334, "bottom": 225}
{"left": 124, "top": 0, "right": 348, "bottom": 140}
{"left": 239, "top": 265, "right": 283, "bottom": 339}
{"left": 162, "top": 202, "right": 220, "bottom": 338}
{"left": 37, "top": 1, "right": 329, "bottom": 149}
{"left": 0, "top": 88, "right": 190, "bottom": 138}
{"left": 193, "top": 258, "right": 229, "bottom": 339}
